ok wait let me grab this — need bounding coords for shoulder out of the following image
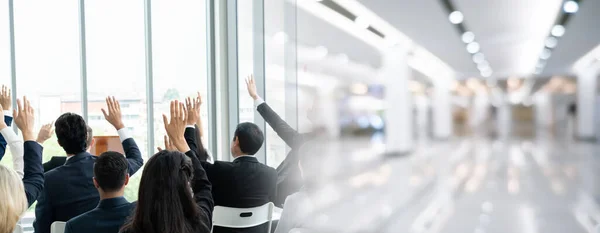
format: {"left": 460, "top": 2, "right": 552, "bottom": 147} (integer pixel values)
{"left": 67, "top": 209, "right": 96, "bottom": 226}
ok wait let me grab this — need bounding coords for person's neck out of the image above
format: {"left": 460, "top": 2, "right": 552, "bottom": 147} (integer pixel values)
{"left": 99, "top": 190, "right": 125, "bottom": 200}
{"left": 232, "top": 153, "right": 250, "bottom": 158}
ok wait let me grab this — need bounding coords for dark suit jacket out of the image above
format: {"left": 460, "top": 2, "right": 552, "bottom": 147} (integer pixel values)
{"left": 23, "top": 141, "right": 45, "bottom": 206}
{"left": 64, "top": 197, "right": 135, "bottom": 233}
{"left": 43, "top": 156, "right": 67, "bottom": 172}
{"left": 34, "top": 138, "right": 144, "bottom": 233}
{"left": 185, "top": 128, "right": 277, "bottom": 233}
{"left": 0, "top": 115, "right": 13, "bottom": 161}
{"left": 256, "top": 102, "right": 311, "bottom": 207}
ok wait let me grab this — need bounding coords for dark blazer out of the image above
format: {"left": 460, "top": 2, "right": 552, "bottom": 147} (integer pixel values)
{"left": 33, "top": 138, "right": 144, "bottom": 233}
{"left": 256, "top": 102, "right": 311, "bottom": 207}
{"left": 43, "top": 156, "right": 67, "bottom": 172}
{"left": 0, "top": 115, "right": 13, "bottom": 161}
{"left": 23, "top": 141, "right": 45, "bottom": 207}
{"left": 185, "top": 127, "right": 277, "bottom": 233}
{"left": 64, "top": 197, "right": 135, "bottom": 233}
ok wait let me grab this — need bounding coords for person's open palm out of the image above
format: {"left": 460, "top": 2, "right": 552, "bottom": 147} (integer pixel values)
{"left": 185, "top": 97, "right": 200, "bottom": 125}
{"left": 36, "top": 123, "right": 54, "bottom": 144}
{"left": 14, "top": 97, "right": 35, "bottom": 141}
{"left": 245, "top": 74, "right": 259, "bottom": 100}
{"left": 0, "top": 85, "right": 11, "bottom": 111}
{"left": 163, "top": 100, "right": 190, "bottom": 152}
{"left": 101, "top": 96, "right": 125, "bottom": 130}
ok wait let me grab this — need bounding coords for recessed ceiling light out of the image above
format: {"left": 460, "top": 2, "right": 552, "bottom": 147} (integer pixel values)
{"left": 563, "top": 1, "right": 579, "bottom": 13}
{"left": 544, "top": 37, "right": 558, "bottom": 48}
{"left": 462, "top": 31, "right": 475, "bottom": 43}
{"left": 467, "top": 42, "right": 480, "bottom": 54}
{"left": 473, "top": 53, "right": 485, "bottom": 63}
{"left": 540, "top": 48, "right": 552, "bottom": 60}
{"left": 551, "top": 25, "right": 565, "bottom": 37}
{"left": 354, "top": 16, "right": 370, "bottom": 29}
{"left": 477, "top": 62, "right": 490, "bottom": 70}
{"left": 449, "top": 11, "right": 464, "bottom": 24}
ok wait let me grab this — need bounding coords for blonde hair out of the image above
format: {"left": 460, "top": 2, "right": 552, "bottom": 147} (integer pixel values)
{"left": 0, "top": 165, "right": 28, "bottom": 233}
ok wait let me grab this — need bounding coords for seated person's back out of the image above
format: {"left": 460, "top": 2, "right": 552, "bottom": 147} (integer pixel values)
{"left": 34, "top": 98, "right": 144, "bottom": 233}
{"left": 65, "top": 151, "right": 135, "bottom": 233}
{"left": 186, "top": 121, "right": 277, "bottom": 233}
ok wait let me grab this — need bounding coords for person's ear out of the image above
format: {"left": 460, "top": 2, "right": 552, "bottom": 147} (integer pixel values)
{"left": 90, "top": 138, "right": 96, "bottom": 148}
{"left": 93, "top": 177, "right": 100, "bottom": 189}
{"left": 124, "top": 174, "right": 130, "bottom": 186}
{"left": 233, "top": 136, "right": 239, "bottom": 146}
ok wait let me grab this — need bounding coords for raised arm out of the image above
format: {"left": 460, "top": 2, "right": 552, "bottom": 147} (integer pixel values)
{"left": 102, "top": 96, "right": 144, "bottom": 175}
{"left": 184, "top": 95, "right": 211, "bottom": 162}
{"left": 0, "top": 85, "right": 12, "bottom": 161}
{"left": 246, "top": 75, "right": 302, "bottom": 148}
{"left": 164, "top": 100, "right": 214, "bottom": 220}
{"left": 14, "top": 96, "right": 44, "bottom": 206}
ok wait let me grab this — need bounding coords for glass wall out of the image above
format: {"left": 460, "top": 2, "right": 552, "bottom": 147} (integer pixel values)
{"left": 237, "top": 0, "right": 255, "bottom": 124}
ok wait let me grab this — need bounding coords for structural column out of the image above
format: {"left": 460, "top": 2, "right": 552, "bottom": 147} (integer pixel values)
{"left": 576, "top": 68, "right": 598, "bottom": 140}
{"left": 381, "top": 45, "right": 412, "bottom": 153}
{"left": 432, "top": 79, "right": 452, "bottom": 139}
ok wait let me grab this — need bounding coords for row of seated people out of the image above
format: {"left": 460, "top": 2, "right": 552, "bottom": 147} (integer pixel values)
{"left": 0, "top": 75, "right": 320, "bottom": 233}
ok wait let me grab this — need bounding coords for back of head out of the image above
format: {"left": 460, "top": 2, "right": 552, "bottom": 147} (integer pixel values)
{"left": 121, "top": 150, "right": 208, "bottom": 233}
{"left": 94, "top": 151, "right": 128, "bottom": 192}
{"left": 0, "top": 165, "right": 28, "bottom": 233}
{"left": 55, "top": 113, "right": 88, "bottom": 155}
{"left": 233, "top": 122, "right": 264, "bottom": 155}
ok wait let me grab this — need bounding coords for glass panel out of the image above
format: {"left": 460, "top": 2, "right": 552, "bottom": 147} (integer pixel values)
{"left": 13, "top": 0, "right": 81, "bottom": 166}
{"left": 85, "top": 0, "right": 146, "bottom": 201}
{"left": 237, "top": 0, "right": 254, "bottom": 123}
{"left": 151, "top": 0, "right": 208, "bottom": 155}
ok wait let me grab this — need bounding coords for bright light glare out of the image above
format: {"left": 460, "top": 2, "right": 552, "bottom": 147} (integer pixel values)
{"left": 551, "top": 25, "right": 565, "bottom": 37}
{"left": 354, "top": 16, "right": 370, "bottom": 29}
{"left": 563, "top": 1, "right": 579, "bottom": 13}
{"left": 473, "top": 53, "right": 485, "bottom": 63}
{"left": 315, "top": 45, "right": 328, "bottom": 59}
{"left": 273, "top": 31, "right": 288, "bottom": 45}
{"left": 545, "top": 37, "right": 558, "bottom": 48}
{"left": 449, "top": 11, "right": 464, "bottom": 24}
{"left": 462, "top": 31, "right": 475, "bottom": 43}
{"left": 467, "top": 42, "right": 480, "bottom": 54}
{"left": 540, "top": 48, "right": 552, "bottom": 60}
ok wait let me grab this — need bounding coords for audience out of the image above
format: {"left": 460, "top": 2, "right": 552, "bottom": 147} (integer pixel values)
{"left": 182, "top": 97, "right": 277, "bottom": 233}
{"left": 246, "top": 75, "right": 322, "bottom": 207}
{"left": 0, "top": 85, "right": 22, "bottom": 176}
{"left": 43, "top": 125, "right": 94, "bottom": 172}
{"left": 65, "top": 151, "right": 133, "bottom": 233}
{"left": 34, "top": 97, "right": 144, "bottom": 233}
{"left": 121, "top": 101, "right": 213, "bottom": 233}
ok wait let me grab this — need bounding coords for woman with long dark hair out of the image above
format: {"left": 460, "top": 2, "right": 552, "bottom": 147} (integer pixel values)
{"left": 121, "top": 100, "right": 213, "bottom": 233}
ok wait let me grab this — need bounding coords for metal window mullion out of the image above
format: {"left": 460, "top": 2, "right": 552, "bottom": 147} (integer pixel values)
{"left": 8, "top": 0, "right": 17, "bottom": 134}
{"left": 252, "top": 0, "right": 266, "bottom": 164}
{"left": 284, "top": 0, "right": 298, "bottom": 155}
{"left": 226, "top": 0, "right": 239, "bottom": 162}
{"left": 78, "top": 0, "right": 88, "bottom": 121}
{"left": 206, "top": 0, "right": 218, "bottom": 159}
{"left": 143, "top": 0, "right": 155, "bottom": 156}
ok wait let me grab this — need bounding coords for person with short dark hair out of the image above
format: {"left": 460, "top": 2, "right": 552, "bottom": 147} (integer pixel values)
{"left": 64, "top": 151, "right": 133, "bottom": 233}
{"left": 121, "top": 100, "right": 213, "bottom": 233}
{"left": 42, "top": 125, "right": 95, "bottom": 172}
{"left": 182, "top": 98, "right": 277, "bottom": 233}
{"left": 34, "top": 97, "right": 144, "bottom": 233}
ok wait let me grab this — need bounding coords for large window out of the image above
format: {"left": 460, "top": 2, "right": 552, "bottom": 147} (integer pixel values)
{"left": 237, "top": 0, "right": 255, "bottom": 124}
{"left": 85, "top": 0, "right": 147, "bottom": 201}
{"left": 151, "top": 0, "right": 208, "bottom": 155}
{"left": 14, "top": 0, "right": 81, "bottom": 162}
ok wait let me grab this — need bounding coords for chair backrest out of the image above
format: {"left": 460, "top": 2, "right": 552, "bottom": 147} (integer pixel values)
{"left": 50, "top": 221, "right": 66, "bottom": 233}
{"left": 211, "top": 202, "right": 274, "bottom": 233}
{"left": 12, "top": 224, "right": 23, "bottom": 233}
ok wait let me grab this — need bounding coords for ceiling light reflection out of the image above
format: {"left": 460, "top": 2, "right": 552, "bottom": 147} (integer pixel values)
{"left": 473, "top": 53, "right": 485, "bottom": 63}
{"left": 551, "top": 25, "right": 565, "bottom": 37}
{"left": 449, "top": 11, "right": 464, "bottom": 24}
{"left": 462, "top": 31, "right": 475, "bottom": 43}
{"left": 540, "top": 48, "right": 552, "bottom": 60}
{"left": 467, "top": 42, "right": 480, "bottom": 54}
{"left": 563, "top": 1, "right": 579, "bottom": 13}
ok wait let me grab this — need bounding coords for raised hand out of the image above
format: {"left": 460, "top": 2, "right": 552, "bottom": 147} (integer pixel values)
{"left": 0, "top": 85, "right": 11, "bottom": 111}
{"left": 101, "top": 96, "right": 125, "bottom": 130}
{"left": 245, "top": 74, "right": 259, "bottom": 100}
{"left": 13, "top": 97, "right": 35, "bottom": 141}
{"left": 185, "top": 95, "right": 201, "bottom": 126}
{"left": 157, "top": 135, "right": 176, "bottom": 151}
{"left": 163, "top": 100, "right": 190, "bottom": 152}
{"left": 36, "top": 123, "right": 54, "bottom": 144}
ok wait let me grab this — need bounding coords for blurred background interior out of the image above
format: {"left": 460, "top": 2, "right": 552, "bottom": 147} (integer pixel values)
{"left": 1, "top": 0, "right": 600, "bottom": 232}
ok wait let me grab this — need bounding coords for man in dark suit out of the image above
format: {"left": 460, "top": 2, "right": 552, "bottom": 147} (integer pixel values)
{"left": 34, "top": 97, "right": 144, "bottom": 233}
{"left": 65, "top": 151, "right": 134, "bottom": 233}
{"left": 42, "top": 126, "right": 95, "bottom": 172}
{"left": 245, "top": 76, "right": 321, "bottom": 207}
{"left": 182, "top": 98, "right": 277, "bottom": 233}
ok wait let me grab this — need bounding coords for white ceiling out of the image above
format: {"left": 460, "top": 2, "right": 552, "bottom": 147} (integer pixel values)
{"left": 276, "top": 0, "right": 600, "bottom": 80}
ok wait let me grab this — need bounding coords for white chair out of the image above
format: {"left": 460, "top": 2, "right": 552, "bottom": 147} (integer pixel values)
{"left": 211, "top": 202, "right": 274, "bottom": 233}
{"left": 12, "top": 224, "right": 23, "bottom": 233}
{"left": 50, "top": 221, "right": 66, "bottom": 233}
